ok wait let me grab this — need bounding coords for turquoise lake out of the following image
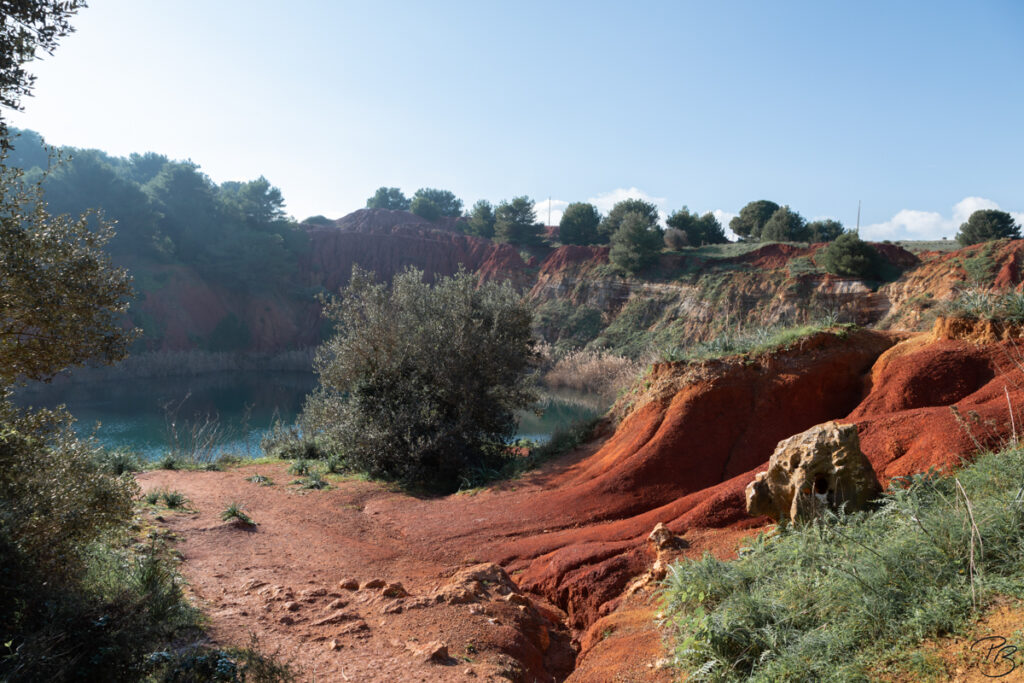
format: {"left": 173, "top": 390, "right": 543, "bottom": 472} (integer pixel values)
{"left": 15, "top": 372, "right": 605, "bottom": 460}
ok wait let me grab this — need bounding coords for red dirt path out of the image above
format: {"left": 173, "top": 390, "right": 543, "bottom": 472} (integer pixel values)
{"left": 140, "top": 319, "right": 1024, "bottom": 681}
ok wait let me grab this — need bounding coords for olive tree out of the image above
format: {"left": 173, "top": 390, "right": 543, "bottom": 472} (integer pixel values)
{"left": 302, "top": 266, "right": 538, "bottom": 492}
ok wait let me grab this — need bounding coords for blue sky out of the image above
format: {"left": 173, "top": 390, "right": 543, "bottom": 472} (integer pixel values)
{"left": 9, "top": 0, "right": 1023, "bottom": 239}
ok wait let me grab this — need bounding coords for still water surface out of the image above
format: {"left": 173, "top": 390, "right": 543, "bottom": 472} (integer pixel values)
{"left": 16, "top": 372, "right": 604, "bottom": 459}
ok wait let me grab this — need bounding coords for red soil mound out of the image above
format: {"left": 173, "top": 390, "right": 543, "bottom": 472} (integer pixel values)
{"left": 725, "top": 243, "right": 811, "bottom": 269}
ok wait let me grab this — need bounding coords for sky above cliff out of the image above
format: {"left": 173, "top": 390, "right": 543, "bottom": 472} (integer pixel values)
{"left": 9, "top": 0, "right": 1023, "bottom": 240}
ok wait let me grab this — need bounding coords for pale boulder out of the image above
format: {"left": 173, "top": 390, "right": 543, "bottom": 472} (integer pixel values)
{"left": 746, "top": 421, "right": 880, "bottom": 523}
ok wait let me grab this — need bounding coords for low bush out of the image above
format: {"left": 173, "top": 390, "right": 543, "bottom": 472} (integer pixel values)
{"left": 662, "top": 446, "right": 1024, "bottom": 681}
{"left": 940, "top": 288, "right": 1024, "bottom": 323}
{"left": 161, "top": 489, "right": 188, "bottom": 509}
{"left": 221, "top": 501, "right": 256, "bottom": 526}
{"left": 93, "top": 447, "right": 143, "bottom": 475}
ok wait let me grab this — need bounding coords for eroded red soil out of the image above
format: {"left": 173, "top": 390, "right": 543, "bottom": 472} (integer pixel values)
{"left": 141, "top": 318, "right": 1024, "bottom": 681}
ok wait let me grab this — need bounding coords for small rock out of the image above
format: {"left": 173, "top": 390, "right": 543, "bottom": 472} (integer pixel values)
{"left": 414, "top": 641, "right": 449, "bottom": 664}
{"left": 328, "top": 639, "right": 341, "bottom": 651}
{"left": 284, "top": 601, "right": 299, "bottom": 612}
{"left": 362, "top": 578, "right": 386, "bottom": 590}
{"left": 381, "top": 582, "right": 408, "bottom": 598}
{"left": 326, "top": 598, "right": 348, "bottom": 610}
{"left": 654, "top": 657, "right": 672, "bottom": 670}
{"left": 381, "top": 602, "right": 403, "bottom": 614}
{"left": 240, "top": 579, "right": 266, "bottom": 594}
{"left": 301, "top": 587, "right": 327, "bottom": 598}
{"left": 468, "top": 603, "right": 485, "bottom": 615}
{"left": 279, "top": 615, "right": 295, "bottom": 625}
{"left": 153, "top": 515, "right": 165, "bottom": 522}
{"left": 464, "top": 667, "right": 476, "bottom": 677}
{"left": 338, "top": 578, "right": 360, "bottom": 591}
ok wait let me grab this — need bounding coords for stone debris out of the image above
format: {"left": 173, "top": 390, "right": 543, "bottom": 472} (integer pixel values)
{"left": 746, "top": 421, "right": 882, "bottom": 523}
{"left": 362, "top": 578, "right": 387, "bottom": 590}
{"left": 338, "top": 578, "right": 360, "bottom": 590}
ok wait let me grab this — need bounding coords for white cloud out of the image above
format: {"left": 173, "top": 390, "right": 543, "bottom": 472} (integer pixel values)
{"left": 539, "top": 188, "right": 670, "bottom": 227}
{"left": 587, "top": 187, "right": 668, "bottom": 217}
{"left": 535, "top": 198, "right": 570, "bottom": 226}
{"left": 713, "top": 209, "right": 739, "bottom": 240}
{"left": 860, "top": 197, "right": 1024, "bottom": 241}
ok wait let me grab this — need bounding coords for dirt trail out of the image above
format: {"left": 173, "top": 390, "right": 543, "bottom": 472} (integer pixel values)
{"left": 140, "top": 319, "right": 1024, "bottom": 681}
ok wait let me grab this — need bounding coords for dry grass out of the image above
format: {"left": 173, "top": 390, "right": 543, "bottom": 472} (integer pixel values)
{"left": 542, "top": 347, "right": 643, "bottom": 397}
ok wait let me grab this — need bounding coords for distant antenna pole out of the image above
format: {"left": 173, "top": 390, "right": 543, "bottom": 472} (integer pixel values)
{"left": 548, "top": 196, "right": 552, "bottom": 226}
{"left": 856, "top": 200, "right": 861, "bottom": 234}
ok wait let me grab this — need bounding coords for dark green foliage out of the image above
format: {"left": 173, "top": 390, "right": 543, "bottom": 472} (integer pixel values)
{"left": 559, "top": 202, "right": 601, "bottom": 245}
{"left": 956, "top": 209, "right": 1021, "bottom": 245}
{"left": 729, "top": 200, "right": 779, "bottom": 240}
{"left": 494, "top": 196, "right": 543, "bottom": 246}
{"left": 365, "top": 186, "right": 410, "bottom": 211}
{"left": 598, "top": 198, "right": 659, "bottom": 243}
{"left": 0, "top": 1, "right": 85, "bottom": 148}
{"left": 596, "top": 296, "right": 669, "bottom": 358}
{"left": 409, "top": 194, "right": 441, "bottom": 221}
{"left": 609, "top": 211, "right": 664, "bottom": 274}
{"left": 663, "top": 447, "right": 1024, "bottom": 681}
{"left": 206, "top": 313, "right": 252, "bottom": 352}
{"left": 466, "top": 199, "right": 496, "bottom": 238}
{"left": 0, "top": 160, "right": 135, "bottom": 385}
{"left": 412, "top": 187, "right": 463, "bottom": 217}
{"left": 818, "top": 231, "right": 879, "bottom": 278}
{"left": 666, "top": 207, "right": 728, "bottom": 246}
{"left": 302, "top": 266, "right": 538, "bottom": 492}
{"left": 9, "top": 130, "right": 309, "bottom": 295}
{"left": 760, "top": 205, "right": 809, "bottom": 242}
{"left": 533, "top": 300, "right": 604, "bottom": 350}
{"left": 806, "top": 218, "right": 845, "bottom": 242}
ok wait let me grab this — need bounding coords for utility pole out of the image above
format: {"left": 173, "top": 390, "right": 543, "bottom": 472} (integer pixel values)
{"left": 856, "top": 200, "right": 861, "bottom": 234}
{"left": 548, "top": 197, "right": 552, "bottom": 227}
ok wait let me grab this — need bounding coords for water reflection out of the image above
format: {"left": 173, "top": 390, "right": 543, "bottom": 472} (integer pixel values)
{"left": 15, "top": 373, "right": 606, "bottom": 459}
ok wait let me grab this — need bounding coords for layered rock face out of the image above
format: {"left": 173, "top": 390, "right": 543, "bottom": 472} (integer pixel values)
{"left": 745, "top": 421, "right": 881, "bottom": 523}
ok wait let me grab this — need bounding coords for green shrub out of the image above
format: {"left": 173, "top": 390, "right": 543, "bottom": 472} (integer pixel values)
{"left": 157, "top": 453, "right": 179, "bottom": 470}
{"left": 662, "top": 447, "right": 1024, "bottom": 681}
{"left": 609, "top": 211, "right": 663, "bottom": 273}
{"left": 287, "top": 459, "right": 310, "bottom": 476}
{"left": 246, "top": 473, "right": 272, "bottom": 486}
{"left": 161, "top": 489, "right": 187, "bottom": 509}
{"left": 221, "top": 501, "right": 255, "bottom": 526}
{"left": 818, "top": 231, "right": 879, "bottom": 279}
{"left": 302, "top": 266, "right": 538, "bottom": 493}
{"left": 940, "top": 289, "right": 1024, "bottom": 323}
{"left": 299, "top": 471, "right": 328, "bottom": 490}
{"left": 93, "top": 447, "right": 142, "bottom": 475}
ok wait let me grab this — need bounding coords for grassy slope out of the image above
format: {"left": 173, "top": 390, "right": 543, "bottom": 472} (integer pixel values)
{"left": 661, "top": 446, "right": 1024, "bottom": 682}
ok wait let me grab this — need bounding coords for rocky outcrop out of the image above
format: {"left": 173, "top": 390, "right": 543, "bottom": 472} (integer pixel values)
{"left": 745, "top": 422, "right": 881, "bottom": 523}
